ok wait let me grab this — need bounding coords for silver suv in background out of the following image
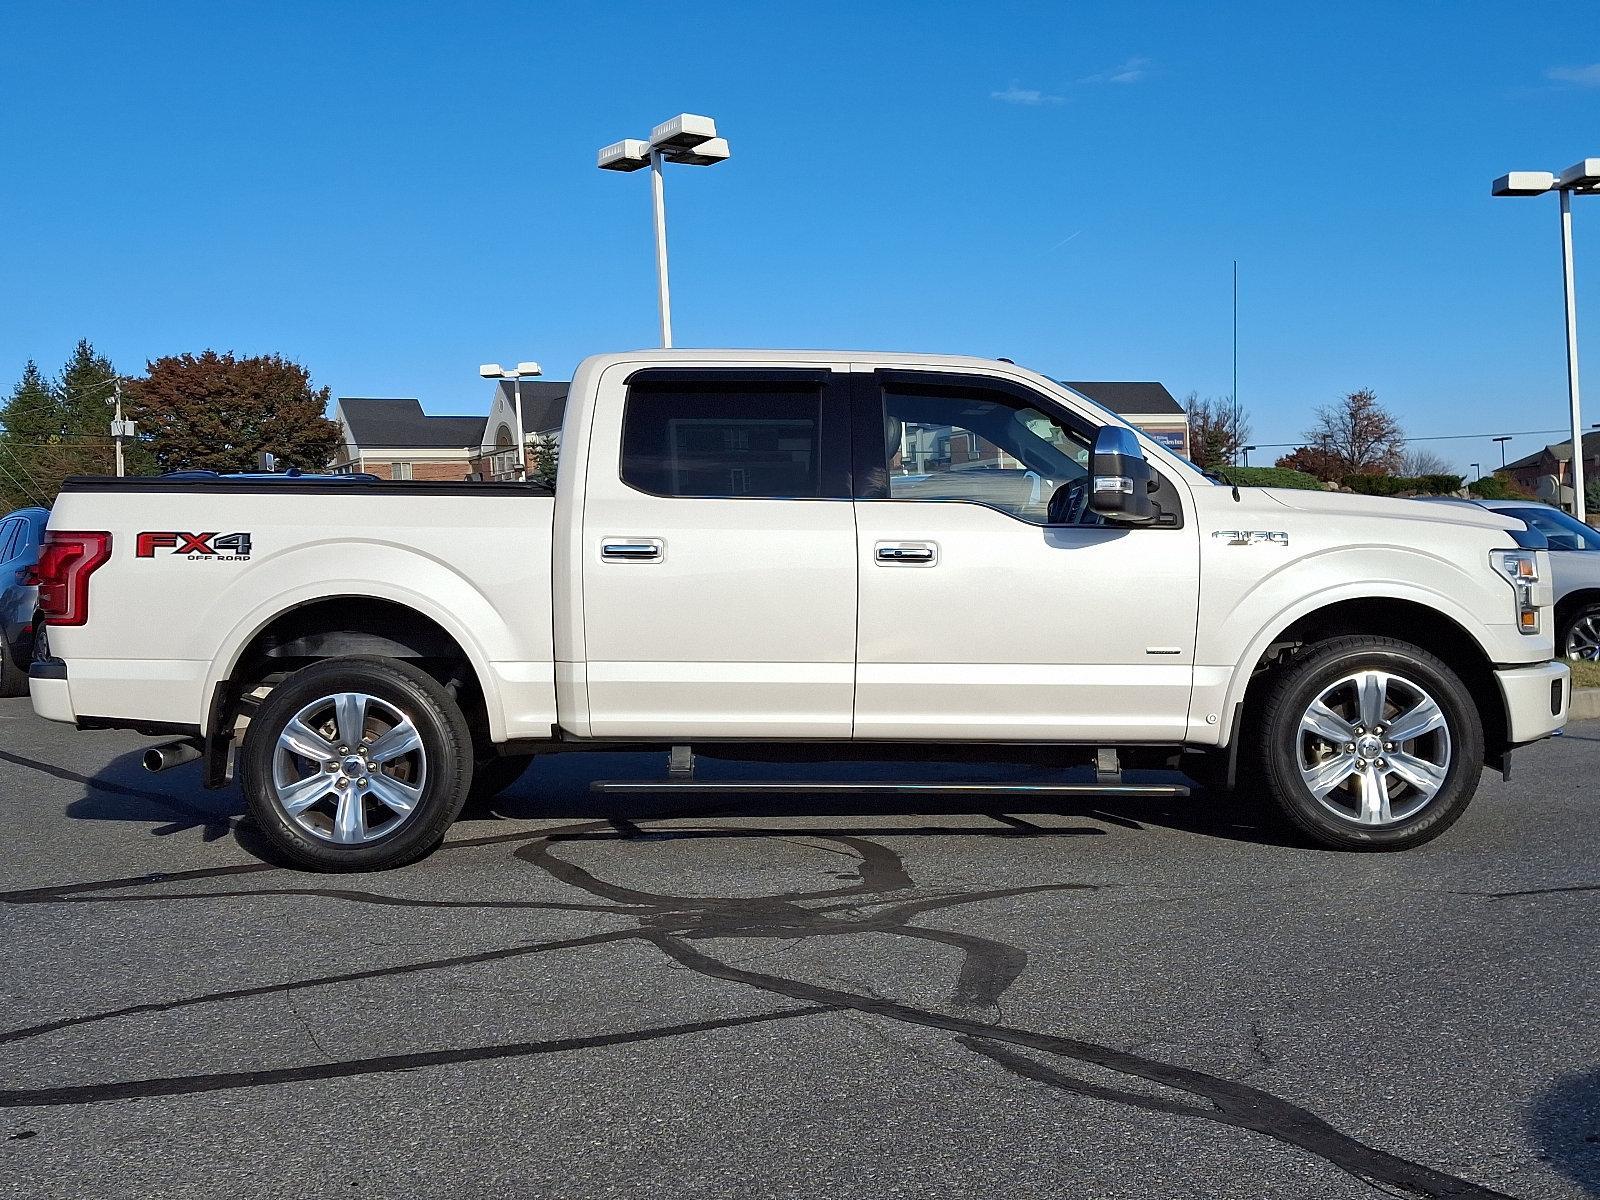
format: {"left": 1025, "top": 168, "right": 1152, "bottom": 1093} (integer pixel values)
{"left": 1449, "top": 499, "right": 1600, "bottom": 661}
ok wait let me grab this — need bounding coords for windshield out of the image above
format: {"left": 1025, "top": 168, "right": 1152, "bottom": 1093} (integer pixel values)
{"left": 1503, "top": 506, "right": 1600, "bottom": 551}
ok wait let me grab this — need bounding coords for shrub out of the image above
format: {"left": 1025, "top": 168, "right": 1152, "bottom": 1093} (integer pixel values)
{"left": 1468, "top": 475, "right": 1528, "bottom": 500}
{"left": 1213, "top": 466, "right": 1324, "bottom": 491}
{"left": 1341, "top": 473, "right": 1464, "bottom": 496}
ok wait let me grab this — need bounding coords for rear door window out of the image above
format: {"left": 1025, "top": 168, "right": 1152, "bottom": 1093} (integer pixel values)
{"left": 622, "top": 379, "right": 828, "bottom": 499}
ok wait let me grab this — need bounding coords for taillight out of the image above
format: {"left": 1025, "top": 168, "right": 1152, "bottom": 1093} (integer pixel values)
{"left": 35, "top": 531, "right": 112, "bottom": 627}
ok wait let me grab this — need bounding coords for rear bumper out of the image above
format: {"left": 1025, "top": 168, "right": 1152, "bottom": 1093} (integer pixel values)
{"left": 28, "top": 659, "right": 74, "bottom": 724}
{"left": 29, "top": 656, "right": 204, "bottom": 735}
{"left": 1495, "top": 660, "right": 1569, "bottom": 745}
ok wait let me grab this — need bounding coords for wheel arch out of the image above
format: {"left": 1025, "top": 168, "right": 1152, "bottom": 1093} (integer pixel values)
{"left": 1224, "top": 595, "right": 1505, "bottom": 766}
{"left": 208, "top": 589, "right": 502, "bottom": 745}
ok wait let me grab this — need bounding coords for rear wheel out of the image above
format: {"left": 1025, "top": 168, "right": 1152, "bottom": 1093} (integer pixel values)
{"left": 1253, "top": 636, "right": 1484, "bottom": 850}
{"left": 1560, "top": 602, "right": 1600, "bottom": 662}
{"left": 240, "top": 656, "right": 474, "bottom": 871}
{"left": 0, "top": 643, "right": 25, "bottom": 697}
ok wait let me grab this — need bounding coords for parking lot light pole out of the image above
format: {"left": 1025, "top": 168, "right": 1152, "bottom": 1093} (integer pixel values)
{"left": 1493, "top": 435, "right": 1513, "bottom": 470}
{"left": 598, "top": 115, "right": 731, "bottom": 349}
{"left": 1493, "top": 159, "right": 1600, "bottom": 520}
{"left": 478, "top": 361, "right": 543, "bottom": 481}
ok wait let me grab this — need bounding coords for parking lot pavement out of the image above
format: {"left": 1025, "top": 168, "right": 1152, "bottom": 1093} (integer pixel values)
{"left": 0, "top": 699, "right": 1596, "bottom": 1200}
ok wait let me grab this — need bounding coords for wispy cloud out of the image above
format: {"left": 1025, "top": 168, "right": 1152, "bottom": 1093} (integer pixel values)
{"left": 991, "top": 84, "right": 1065, "bottom": 106}
{"left": 1078, "top": 56, "right": 1151, "bottom": 85}
{"left": 1546, "top": 63, "right": 1600, "bottom": 88}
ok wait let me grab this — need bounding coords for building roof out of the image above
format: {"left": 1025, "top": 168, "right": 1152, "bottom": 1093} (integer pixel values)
{"left": 339, "top": 398, "right": 485, "bottom": 450}
{"left": 495, "top": 380, "right": 569, "bottom": 435}
{"left": 1504, "top": 430, "right": 1600, "bottom": 471}
{"left": 1061, "top": 381, "right": 1185, "bottom": 416}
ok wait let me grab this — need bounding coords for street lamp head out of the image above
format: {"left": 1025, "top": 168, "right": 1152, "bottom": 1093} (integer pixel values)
{"left": 1491, "top": 171, "right": 1555, "bottom": 197}
{"left": 479, "top": 363, "right": 505, "bottom": 379}
{"left": 649, "top": 113, "right": 717, "bottom": 152}
{"left": 1558, "top": 158, "right": 1600, "bottom": 191}
{"left": 514, "top": 361, "right": 543, "bottom": 378}
{"left": 661, "top": 136, "right": 729, "bottom": 166}
{"left": 597, "top": 139, "right": 651, "bottom": 172}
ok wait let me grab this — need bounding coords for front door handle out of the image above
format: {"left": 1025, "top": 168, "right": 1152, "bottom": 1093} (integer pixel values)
{"left": 875, "top": 541, "right": 937, "bottom": 566}
{"left": 601, "top": 538, "right": 664, "bottom": 563}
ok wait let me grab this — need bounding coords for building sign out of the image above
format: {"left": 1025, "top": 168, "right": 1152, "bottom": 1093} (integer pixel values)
{"left": 1146, "top": 429, "right": 1188, "bottom": 453}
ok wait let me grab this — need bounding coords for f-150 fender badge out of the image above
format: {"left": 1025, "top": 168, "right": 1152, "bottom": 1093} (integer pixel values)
{"left": 136, "top": 531, "right": 253, "bottom": 561}
{"left": 1211, "top": 529, "right": 1289, "bottom": 547}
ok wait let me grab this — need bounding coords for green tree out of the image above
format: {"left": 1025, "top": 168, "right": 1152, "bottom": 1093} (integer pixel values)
{"left": 529, "top": 433, "right": 559, "bottom": 484}
{"left": 0, "top": 362, "right": 61, "bottom": 508}
{"left": 126, "top": 350, "right": 342, "bottom": 472}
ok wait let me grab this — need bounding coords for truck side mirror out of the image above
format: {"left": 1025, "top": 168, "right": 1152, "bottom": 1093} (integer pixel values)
{"left": 1088, "top": 426, "right": 1156, "bottom": 525}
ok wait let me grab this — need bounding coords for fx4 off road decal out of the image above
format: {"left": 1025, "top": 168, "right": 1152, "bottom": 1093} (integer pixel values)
{"left": 136, "top": 532, "right": 253, "bottom": 561}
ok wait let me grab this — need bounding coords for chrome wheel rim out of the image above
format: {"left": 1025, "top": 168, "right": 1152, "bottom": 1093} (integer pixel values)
{"left": 1565, "top": 614, "right": 1600, "bottom": 662}
{"left": 271, "top": 692, "right": 427, "bottom": 845}
{"left": 1296, "top": 670, "right": 1451, "bottom": 827}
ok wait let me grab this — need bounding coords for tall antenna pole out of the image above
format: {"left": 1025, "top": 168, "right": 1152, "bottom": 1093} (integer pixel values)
{"left": 1232, "top": 259, "right": 1239, "bottom": 412}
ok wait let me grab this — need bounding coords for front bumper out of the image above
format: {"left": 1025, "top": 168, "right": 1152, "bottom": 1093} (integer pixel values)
{"left": 28, "top": 658, "right": 75, "bottom": 724}
{"left": 1495, "top": 660, "right": 1569, "bottom": 745}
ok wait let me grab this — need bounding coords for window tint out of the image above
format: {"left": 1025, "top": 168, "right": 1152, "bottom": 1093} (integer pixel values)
{"left": 881, "top": 384, "right": 1091, "bottom": 524}
{"left": 0, "top": 520, "right": 19, "bottom": 563}
{"left": 1505, "top": 506, "right": 1600, "bottom": 551}
{"left": 622, "top": 381, "right": 823, "bottom": 499}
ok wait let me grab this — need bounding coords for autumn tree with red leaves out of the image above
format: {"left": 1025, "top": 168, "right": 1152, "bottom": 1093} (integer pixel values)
{"left": 127, "top": 351, "right": 342, "bottom": 473}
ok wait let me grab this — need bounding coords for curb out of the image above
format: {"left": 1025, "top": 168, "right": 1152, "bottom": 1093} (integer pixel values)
{"left": 1571, "top": 687, "right": 1600, "bottom": 722}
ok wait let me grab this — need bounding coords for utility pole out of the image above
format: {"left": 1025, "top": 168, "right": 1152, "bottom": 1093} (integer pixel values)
{"left": 110, "top": 380, "right": 133, "bottom": 478}
{"left": 1232, "top": 259, "right": 1238, "bottom": 419}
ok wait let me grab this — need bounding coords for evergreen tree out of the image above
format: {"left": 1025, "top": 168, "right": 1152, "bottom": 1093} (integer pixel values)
{"left": 0, "top": 362, "right": 60, "bottom": 508}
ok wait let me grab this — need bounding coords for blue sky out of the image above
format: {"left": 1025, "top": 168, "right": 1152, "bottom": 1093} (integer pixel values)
{"left": 2, "top": 1, "right": 1597, "bottom": 471}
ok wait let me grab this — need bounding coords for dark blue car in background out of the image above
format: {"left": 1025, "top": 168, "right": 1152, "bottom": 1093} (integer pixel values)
{"left": 0, "top": 507, "right": 50, "bottom": 695}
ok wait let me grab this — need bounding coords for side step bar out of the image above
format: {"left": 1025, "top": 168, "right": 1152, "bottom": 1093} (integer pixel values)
{"left": 591, "top": 780, "right": 1189, "bottom": 797}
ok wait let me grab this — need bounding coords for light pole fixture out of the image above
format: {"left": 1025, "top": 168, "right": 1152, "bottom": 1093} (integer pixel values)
{"left": 1492, "top": 435, "right": 1513, "bottom": 470}
{"left": 479, "top": 361, "right": 543, "bottom": 481}
{"left": 1493, "top": 157, "right": 1600, "bottom": 520}
{"left": 598, "top": 113, "right": 731, "bottom": 349}
{"left": 1471, "top": 462, "right": 1481, "bottom": 481}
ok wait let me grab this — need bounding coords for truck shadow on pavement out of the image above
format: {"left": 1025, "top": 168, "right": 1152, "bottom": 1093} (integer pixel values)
{"left": 0, "top": 747, "right": 1533, "bottom": 1199}
{"left": 37, "top": 743, "right": 1307, "bottom": 850}
{"left": 1530, "top": 1070, "right": 1600, "bottom": 1196}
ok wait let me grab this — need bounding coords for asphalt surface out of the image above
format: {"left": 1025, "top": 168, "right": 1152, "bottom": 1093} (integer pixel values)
{"left": 0, "top": 697, "right": 1596, "bottom": 1200}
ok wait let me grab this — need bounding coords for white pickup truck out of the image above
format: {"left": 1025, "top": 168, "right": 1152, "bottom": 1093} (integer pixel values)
{"left": 29, "top": 350, "right": 1569, "bottom": 869}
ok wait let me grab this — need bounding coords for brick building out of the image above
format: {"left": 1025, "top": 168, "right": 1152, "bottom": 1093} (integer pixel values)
{"left": 1503, "top": 432, "right": 1600, "bottom": 512}
{"left": 329, "top": 398, "right": 484, "bottom": 480}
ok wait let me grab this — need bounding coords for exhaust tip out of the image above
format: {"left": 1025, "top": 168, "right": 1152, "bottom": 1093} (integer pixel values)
{"left": 143, "top": 739, "right": 202, "bottom": 773}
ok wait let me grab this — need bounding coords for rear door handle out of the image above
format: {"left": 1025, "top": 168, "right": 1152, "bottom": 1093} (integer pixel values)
{"left": 875, "top": 541, "right": 937, "bottom": 566}
{"left": 601, "top": 538, "right": 664, "bottom": 563}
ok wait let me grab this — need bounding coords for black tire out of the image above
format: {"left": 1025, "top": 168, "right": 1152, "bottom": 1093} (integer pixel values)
{"left": 1252, "top": 636, "right": 1484, "bottom": 851}
{"left": 1559, "top": 601, "right": 1600, "bottom": 663}
{"left": 0, "top": 641, "right": 26, "bottom": 697}
{"left": 240, "top": 656, "right": 475, "bottom": 871}
{"left": 469, "top": 753, "right": 532, "bottom": 804}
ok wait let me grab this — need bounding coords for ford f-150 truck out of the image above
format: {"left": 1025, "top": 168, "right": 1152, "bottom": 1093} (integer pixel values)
{"left": 28, "top": 350, "right": 1570, "bottom": 869}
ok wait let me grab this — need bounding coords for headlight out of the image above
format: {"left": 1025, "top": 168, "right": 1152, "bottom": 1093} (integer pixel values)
{"left": 1490, "top": 549, "right": 1541, "bottom": 634}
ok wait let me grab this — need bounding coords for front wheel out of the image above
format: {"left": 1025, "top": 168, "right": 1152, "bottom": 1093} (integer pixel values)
{"left": 240, "top": 656, "right": 475, "bottom": 871}
{"left": 1560, "top": 602, "right": 1600, "bottom": 662}
{"left": 1252, "top": 636, "right": 1484, "bottom": 850}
